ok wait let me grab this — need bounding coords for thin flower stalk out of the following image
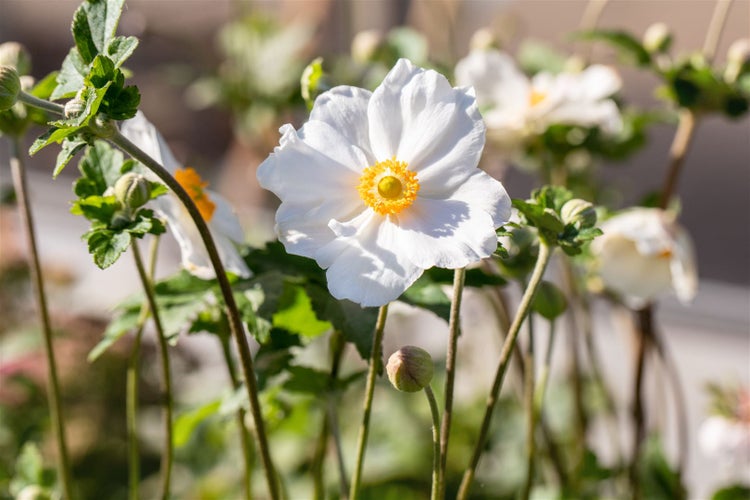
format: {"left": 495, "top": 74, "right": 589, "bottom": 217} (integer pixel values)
{"left": 9, "top": 137, "right": 74, "bottom": 500}
{"left": 521, "top": 317, "right": 536, "bottom": 500}
{"left": 109, "top": 130, "right": 280, "bottom": 500}
{"left": 349, "top": 304, "right": 389, "bottom": 499}
{"left": 438, "top": 267, "right": 467, "bottom": 498}
{"left": 457, "top": 241, "right": 553, "bottom": 500}
{"left": 424, "top": 385, "right": 441, "bottom": 500}
{"left": 131, "top": 242, "right": 173, "bottom": 500}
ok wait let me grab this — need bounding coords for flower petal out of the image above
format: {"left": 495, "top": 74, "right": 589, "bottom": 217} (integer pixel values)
{"left": 393, "top": 197, "right": 498, "bottom": 269}
{"left": 455, "top": 49, "right": 529, "bottom": 113}
{"left": 315, "top": 211, "right": 424, "bottom": 307}
{"left": 444, "top": 169, "right": 512, "bottom": 227}
{"left": 309, "top": 85, "right": 375, "bottom": 164}
{"left": 257, "top": 123, "right": 364, "bottom": 205}
{"left": 577, "top": 65, "right": 621, "bottom": 101}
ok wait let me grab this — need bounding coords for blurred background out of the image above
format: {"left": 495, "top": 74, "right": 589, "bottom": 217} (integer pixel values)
{"left": 0, "top": 0, "right": 748, "bottom": 498}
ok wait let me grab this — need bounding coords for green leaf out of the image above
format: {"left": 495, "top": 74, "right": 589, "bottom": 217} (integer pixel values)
{"left": 77, "top": 140, "right": 125, "bottom": 190}
{"left": 80, "top": 0, "right": 127, "bottom": 57}
{"left": 87, "top": 54, "right": 116, "bottom": 88}
{"left": 88, "top": 307, "right": 140, "bottom": 361}
{"left": 173, "top": 400, "right": 222, "bottom": 448}
{"left": 282, "top": 365, "right": 331, "bottom": 394}
{"left": 51, "top": 48, "right": 88, "bottom": 100}
{"left": 29, "top": 126, "right": 82, "bottom": 156}
{"left": 531, "top": 280, "right": 568, "bottom": 320}
{"left": 30, "top": 72, "right": 60, "bottom": 99}
{"left": 399, "top": 274, "right": 451, "bottom": 321}
{"left": 103, "top": 83, "right": 140, "bottom": 120}
{"left": 106, "top": 36, "right": 139, "bottom": 68}
{"left": 272, "top": 282, "right": 332, "bottom": 338}
{"left": 576, "top": 30, "right": 651, "bottom": 67}
{"left": 72, "top": 3, "right": 99, "bottom": 64}
{"left": 86, "top": 228, "right": 131, "bottom": 269}
{"left": 54, "top": 137, "right": 88, "bottom": 177}
{"left": 712, "top": 485, "right": 750, "bottom": 500}
{"left": 301, "top": 57, "right": 325, "bottom": 111}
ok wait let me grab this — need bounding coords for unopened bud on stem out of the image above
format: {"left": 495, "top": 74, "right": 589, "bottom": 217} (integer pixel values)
{"left": 114, "top": 172, "right": 151, "bottom": 210}
{"left": 561, "top": 198, "right": 597, "bottom": 229}
{"left": 386, "top": 346, "right": 434, "bottom": 393}
{"left": 643, "top": 23, "right": 672, "bottom": 54}
{"left": 0, "top": 65, "right": 21, "bottom": 112}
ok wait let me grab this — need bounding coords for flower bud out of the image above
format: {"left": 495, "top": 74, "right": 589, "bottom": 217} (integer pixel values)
{"left": 0, "top": 42, "right": 31, "bottom": 75}
{"left": 351, "top": 30, "right": 383, "bottom": 63}
{"left": 725, "top": 39, "right": 750, "bottom": 83}
{"left": 115, "top": 172, "right": 152, "bottom": 210}
{"left": 386, "top": 346, "right": 434, "bottom": 393}
{"left": 643, "top": 22, "right": 672, "bottom": 54}
{"left": 64, "top": 96, "right": 86, "bottom": 119}
{"left": 0, "top": 65, "right": 21, "bottom": 112}
{"left": 470, "top": 28, "right": 498, "bottom": 51}
{"left": 561, "top": 198, "right": 597, "bottom": 229}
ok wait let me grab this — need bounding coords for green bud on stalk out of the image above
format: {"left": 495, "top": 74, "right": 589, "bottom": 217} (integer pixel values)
{"left": 114, "top": 172, "right": 152, "bottom": 210}
{"left": 0, "top": 42, "right": 32, "bottom": 75}
{"left": 386, "top": 346, "right": 434, "bottom": 393}
{"left": 0, "top": 65, "right": 21, "bottom": 112}
{"left": 561, "top": 198, "right": 597, "bottom": 229}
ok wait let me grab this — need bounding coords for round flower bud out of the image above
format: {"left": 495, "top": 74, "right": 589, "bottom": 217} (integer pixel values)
{"left": 386, "top": 346, "right": 434, "bottom": 393}
{"left": 0, "top": 42, "right": 31, "bottom": 76}
{"left": 114, "top": 172, "right": 152, "bottom": 210}
{"left": 470, "top": 28, "right": 498, "bottom": 51}
{"left": 0, "top": 65, "right": 21, "bottom": 112}
{"left": 561, "top": 198, "right": 597, "bottom": 229}
{"left": 351, "top": 30, "right": 383, "bottom": 63}
{"left": 643, "top": 22, "right": 672, "bottom": 54}
{"left": 64, "top": 97, "right": 86, "bottom": 119}
{"left": 725, "top": 39, "right": 750, "bottom": 83}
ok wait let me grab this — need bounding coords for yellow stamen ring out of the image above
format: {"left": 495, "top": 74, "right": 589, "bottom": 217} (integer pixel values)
{"left": 529, "top": 89, "right": 547, "bottom": 107}
{"left": 174, "top": 167, "right": 216, "bottom": 222}
{"left": 357, "top": 158, "right": 419, "bottom": 216}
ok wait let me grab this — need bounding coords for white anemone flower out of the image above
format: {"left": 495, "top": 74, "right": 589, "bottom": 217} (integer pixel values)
{"left": 120, "top": 112, "right": 250, "bottom": 279}
{"left": 257, "top": 58, "right": 511, "bottom": 306}
{"left": 591, "top": 208, "right": 697, "bottom": 308}
{"left": 454, "top": 48, "right": 622, "bottom": 150}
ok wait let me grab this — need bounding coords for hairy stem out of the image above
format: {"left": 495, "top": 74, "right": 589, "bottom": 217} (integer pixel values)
{"left": 438, "top": 267, "right": 467, "bottom": 498}
{"left": 349, "top": 304, "right": 389, "bottom": 499}
{"left": 131, "top": 243, "right": 173, "bottom": 500}
{"left": 457, "top": 242, "right": 553, "bottom": 500}
{"left": 9, "top": 138, "right": 74, "bottom": 500}
{"left": 109, "top": 130, "right": 279, "bottom": 499}
{"left": 425, "top": 385, "right": 441, "bottom": 500}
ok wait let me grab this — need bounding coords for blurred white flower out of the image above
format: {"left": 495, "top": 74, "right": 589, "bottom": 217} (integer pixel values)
{"left": 591, "top": 208, "right": 697, "bottom": 308}
{"left": 699, "top": 386, "right": 750, "bottom": 469}
{"left": 120, "top": 112, "right": 250, "bottom": 279}
{"left": 454, "top": 48, "right": 622, "bottom": 151}
{"left": 258, "top": 59, "right": 511, "bottom": 306}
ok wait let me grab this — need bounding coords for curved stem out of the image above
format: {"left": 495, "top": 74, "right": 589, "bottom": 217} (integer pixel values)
{"left": 109, "top": 130, "right": 279, "bottom": 500}
{"left": 18, "top": 91, "right": 65, "bottom": 116}
{"left": 218, "top": 335, "right": 253, "bottom": 500}
{"left": 658, "top": 110, "right": 697, "bottom": 209}
{"left": 9, "top": 138, "right": 74, "bottom": 500}
{"left": 457, "top": 242, "right": 553, "bottom": 500}
{"left": 349, "top": 304, "right": 389, "bottom": 499}
{"left": 424, "top": 385, "right": 441, "bottom": 500}
{"left": 131, "top": 243, "right": 173, "bottom": 500}
{"left": 438, "top": 267, "right": 467, "bottom": 498}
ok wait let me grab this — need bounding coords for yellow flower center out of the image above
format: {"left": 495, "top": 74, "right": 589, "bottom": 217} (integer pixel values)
{"left": 174, "top": 167, "right": 216, "bottom": 222}
{"left": 357, "top": 158, "right": 419, "bottom": 216}
{"left": 529, "top": 89, "right": 547, "bottom": 107}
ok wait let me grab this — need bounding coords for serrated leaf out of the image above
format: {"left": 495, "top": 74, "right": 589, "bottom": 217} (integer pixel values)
{"left": 81, "top": 0, "right": 127, "bottom": 56}
{"left": 173, "top": 400, "right": 222, "bottom": 448}
{"left": 51, "top": 84, "right": 110, "bottom": 128}
{"left": 73, "top": 3, "right": 99, "bottom": 64}
{"left": 87, "top": 55, "right": 116, "bottom": 88}
{"left": 30, "top": 72, "right": 60, "bottom": 99}
{"left": 29, "top": 127, "right": 81, "bottom": 156}
{"left": 54, "top": 137, "right": 88, "bottom": 177}
{"left": 51, "top": 48, "right": 87, "bottom": 100}
{"left": 86, "top": 229, "right": 131, "bottom": 268}
{"left": 103, "top": 84, "right": 140, "bottom": 120}
{"left": 78, "top": 140, "right": 125, "bottom": 190}
{"left": 106, "top": 35, "right": 138, "bottom": 68}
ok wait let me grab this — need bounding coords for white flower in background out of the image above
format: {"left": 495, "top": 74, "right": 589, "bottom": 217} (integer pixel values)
{"left": 454, "top": 48, "right": 622, "bottom": 150}
{"left": 699, "top": 385, "right": 750, "bottom": 470}
{"left": 120, "top": 112, "right": 250, "bottom": 279}
{"left": 257, "top": 59, "right": 511, "bottom": 306}
{"left": 591, "top": 208, "right": 697, "bottom": 308}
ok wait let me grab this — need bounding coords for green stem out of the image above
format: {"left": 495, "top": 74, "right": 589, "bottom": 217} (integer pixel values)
{"left": 521, "top": 317, "right": 536, "bottom": 500}
{"left": 131, "top": 243, "right": 173, "bottom": 500}
{"left": 218, "top": 335, "right": 253, "bottom": 500}
{"left": 438, "top": 267, "right": 467, "bottom": 499}
{"left": 9, "top": 138, "right": 74, "bottom": 500}
{"left": 312, "top": 412, "right": 329, "bottom": 500}
{"left": 424, "top": 385, "right": 441, "bottom": 500}
{"left": 18, "top": 91, "right": 65, "bottom": 116}
{"left": 349, "top": 304, "right": 389, "bottom": 499}
{"left": 457, "top": 242, "right": 553, "bottom": 500}
{"left": 126, "top": 236, "right": 159, "bottom": 500}
{"left": 109, "top": 130, "right": 279, "bottom": 500}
